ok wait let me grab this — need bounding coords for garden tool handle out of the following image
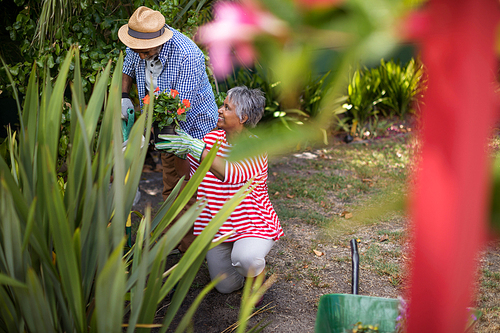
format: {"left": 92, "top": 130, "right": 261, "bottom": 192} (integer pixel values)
{"left": 121, "top": 108, "right": 135, "bottom": 142}
{"left": 350, "top": 238, "right": 359, "bottom": 295}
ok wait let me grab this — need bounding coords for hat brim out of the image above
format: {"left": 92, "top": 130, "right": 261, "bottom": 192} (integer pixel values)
{"left": 118, "top": 24, "right": 173, "bottom": 49}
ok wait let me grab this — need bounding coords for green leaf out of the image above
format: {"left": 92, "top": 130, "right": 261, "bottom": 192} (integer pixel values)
{"left": 0, "top": 273, "right": 27, "bottom": 288}
{"left": 0, "top": 286, "right": 20, "bottom": 332}
{"left": 159, "top": 243, "right": 209, "bottom": 332}
{"left": 228, "top": 123, "right": 323, "bottom": 162}
{"left": 0, "top": 176, "right": 25, "bottom": 280}
{"left": 39, "top": 47, "right": 74, "bottom": 171}
{"left": 126, "top": 208, "right": 151, "bottom": 333}
{"left": 47, "top": 54, "right": 55, "bottom": 68}
{"left": 21, "top": 198, "right": 37, "bottom": 251}
{"left": 9, "top": 65, "right": 19, "bottom": 76}
{"left": 95, "top": 238, "right": 126, "bottom": 333}
{"left": 18, "top": 269, "right": 57, "bottom": 332}
{"left": 134, "top": 232, "right": 165, "bottom": 332}
{"left": 39, "top": 145, "right": 85, "bottom": 332}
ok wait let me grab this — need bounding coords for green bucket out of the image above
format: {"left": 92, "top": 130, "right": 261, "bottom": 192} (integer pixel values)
{"left": 314, "top": 294, "right": 399, "bottom": 333}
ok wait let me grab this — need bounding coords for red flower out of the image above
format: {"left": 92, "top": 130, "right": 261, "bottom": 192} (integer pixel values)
{"left": 142, "top": 94, "right": 150, "bottom": 105}
{"left": 177, "top": 107, "right": 186, "bottom": 115}
{"left": 182, "top": 99, "right": 191, "bottom": 108}
{"left": 170, "top": 89, "right": 179, "bottom": 98}
{"left": 154, "top": 87, "right": 160, "bottom": 93}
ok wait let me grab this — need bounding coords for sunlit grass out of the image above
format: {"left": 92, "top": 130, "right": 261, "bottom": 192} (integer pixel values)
{"left": 362, "top": 243, "right": 401, "bottom": 278}
{"left": 272, "top": 205, "right": 329, "bottom": 226}
{"left": 268, "top": 134, "right": 412, "bottom": 231}
{"left": 377, "top": 229, "right": 407, "bottom": 242}
{"left": 482, "top": 268, "right": 500, "bottom": 281}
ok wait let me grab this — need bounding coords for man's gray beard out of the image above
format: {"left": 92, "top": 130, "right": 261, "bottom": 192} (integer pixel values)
{"left": 145, "top": 53, "right": 159, "bottom": 61}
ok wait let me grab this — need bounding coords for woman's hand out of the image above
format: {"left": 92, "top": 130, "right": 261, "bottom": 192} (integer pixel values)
{"left": 156, "top": 128, "right": 206, "bottom": 162}
{"left": 157, "top": 128, "right": 228, "bottom": 181}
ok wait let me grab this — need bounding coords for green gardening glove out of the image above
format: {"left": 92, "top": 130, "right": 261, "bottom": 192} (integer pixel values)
{"left": 156, "top": 128, "right": 206, "bottom": 162}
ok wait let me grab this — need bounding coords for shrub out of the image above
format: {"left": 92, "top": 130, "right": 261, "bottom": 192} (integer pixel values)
{"left": 377, "top": 58, "right": 426, "bottom": 118}
{"left": 1, "top": 0, "right": 216, "bottom": 98}
{"left": 338, "top": 58, "right": 425, "bottom": 138}
{"left": 220, "top": 65, "right": 330, "bottom": 126}
{"left": 2, "top": 0, "right": 127, "bottom": 97}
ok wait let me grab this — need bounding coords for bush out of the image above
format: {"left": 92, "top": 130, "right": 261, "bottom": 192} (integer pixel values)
{"left": 2, "top": 0, "right": 128, "bottom": 97}
{"left": 1, "top": 0, "right": 216, "bottom": 98}
{"left": 377, "top": 58, "right": 425, "bottom": 118}
{"left": 220, "top": 65, "right": 330, "bottom": 127}
{"left": 338, "top": 58, "right": 425, "bottom": 138}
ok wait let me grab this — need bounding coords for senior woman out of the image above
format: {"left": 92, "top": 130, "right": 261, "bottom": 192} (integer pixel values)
{"left": 156, "top": 86, "right": 283, "bottom": 293}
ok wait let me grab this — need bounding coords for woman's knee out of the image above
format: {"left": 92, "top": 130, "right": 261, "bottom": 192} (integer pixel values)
{"left": 232, "top": 253, "right": 266, "bottom": 277}
{"left": 214, "top": 273, "right": 244, "bottom": 294}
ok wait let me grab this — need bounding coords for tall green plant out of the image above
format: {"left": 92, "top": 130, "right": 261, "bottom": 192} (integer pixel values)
{"left": 337, "top": 58, "right": 425, "bottom": 138}
{"left": 377, "top": 58, "right": 425, "bottom": 118}
{"left": 342, "top": 65, "right": 386, "bottom": 135}
{"left": 0, "top": 46, "right": 250, "bottom": 332}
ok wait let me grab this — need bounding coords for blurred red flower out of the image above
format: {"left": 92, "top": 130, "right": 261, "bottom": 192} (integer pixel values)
{"left": 196, "top": 0, "right": 287, "bottom": 78}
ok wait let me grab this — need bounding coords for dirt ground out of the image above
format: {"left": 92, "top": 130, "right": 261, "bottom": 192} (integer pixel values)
{"left": 132, "top": 147, "right": 500, "bottom": 333}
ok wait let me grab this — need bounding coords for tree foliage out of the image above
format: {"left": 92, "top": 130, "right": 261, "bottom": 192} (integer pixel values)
{"left": 0, "top": 0, "right": 216, "bottom": 98}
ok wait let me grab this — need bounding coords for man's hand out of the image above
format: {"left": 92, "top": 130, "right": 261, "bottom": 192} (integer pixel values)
{"left": 155, "top": 128, "right": 206, "bottom": 162}
{"left": 121, "top": 98, "right": 134, "bottom": 120}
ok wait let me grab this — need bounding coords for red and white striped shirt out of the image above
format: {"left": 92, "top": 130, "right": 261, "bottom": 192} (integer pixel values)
{"left": 188, "top": 130, "right": 283, "bottom": 242}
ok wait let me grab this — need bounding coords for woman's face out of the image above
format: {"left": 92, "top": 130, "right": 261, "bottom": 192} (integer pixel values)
{"left": 218, "top": 97, "right": 247, "bottom": 134}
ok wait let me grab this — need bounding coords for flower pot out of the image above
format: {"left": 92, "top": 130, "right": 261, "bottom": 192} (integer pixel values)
{"left": 153, "top": 122, "right": 176, "bottom": 144}
{"left": 315, "top": 294, "right": 399, "bottom": 333}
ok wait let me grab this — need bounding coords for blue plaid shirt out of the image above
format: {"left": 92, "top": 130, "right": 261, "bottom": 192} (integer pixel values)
{"left": 123, "top": 26, "right": 218, "bottom": 139}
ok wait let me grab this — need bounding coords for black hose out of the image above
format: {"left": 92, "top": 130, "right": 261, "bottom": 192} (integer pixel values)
{"left": 350, "top": 238, "right": 359, "bottom": 295}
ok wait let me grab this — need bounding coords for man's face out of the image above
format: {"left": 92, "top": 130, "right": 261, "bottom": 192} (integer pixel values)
{"left": 132, "top": 45, "right": 162, "bottom": 60}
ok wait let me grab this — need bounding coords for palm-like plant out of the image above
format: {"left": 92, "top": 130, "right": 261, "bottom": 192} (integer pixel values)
{"left": 343, "top": 66, "right": 386, "bottom": 135}
{"left": 0, "top": 46, "right": 252, "bottom": 332}
{"left": 377, "top": 58, "right": 425, "bottom": 118}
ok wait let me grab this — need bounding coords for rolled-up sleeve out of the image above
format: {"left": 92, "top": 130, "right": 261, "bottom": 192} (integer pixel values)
{"left": 223, "top": 155, "right": 267, "bottom": 184}
{"left": 122, "top": 48, "right": 137, "bottom": 79}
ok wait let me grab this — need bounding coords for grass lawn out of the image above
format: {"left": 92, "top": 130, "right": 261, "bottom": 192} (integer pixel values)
{"left": 263, "top": 129, "right": 500, "bottom": 332}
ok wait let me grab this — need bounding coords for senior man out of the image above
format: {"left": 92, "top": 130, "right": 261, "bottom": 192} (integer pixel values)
{"left": 118, "top": 6, "right": 218, "bottom": 252}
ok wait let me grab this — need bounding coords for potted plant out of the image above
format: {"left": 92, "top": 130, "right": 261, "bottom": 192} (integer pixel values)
{"left": 143, "top": 87, "right": 191, "bottom": 142}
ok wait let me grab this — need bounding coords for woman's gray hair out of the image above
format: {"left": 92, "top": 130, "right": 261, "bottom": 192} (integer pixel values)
{"left": 227, "top": 86, "right": 266, "bottom": 128}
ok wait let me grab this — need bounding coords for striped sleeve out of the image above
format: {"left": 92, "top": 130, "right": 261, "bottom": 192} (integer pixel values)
{"left": 224, "top": 154, "right": 268, "bottom": 184}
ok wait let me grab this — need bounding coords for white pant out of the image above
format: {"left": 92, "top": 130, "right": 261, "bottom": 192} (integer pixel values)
{"left": 206, "top": 237, "right": 275, "bottom": 294}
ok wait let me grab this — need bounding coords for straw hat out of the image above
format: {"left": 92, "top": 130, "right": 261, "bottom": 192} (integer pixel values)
{"left": 118, "top": 6, "right": 173, "bottom": 49}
